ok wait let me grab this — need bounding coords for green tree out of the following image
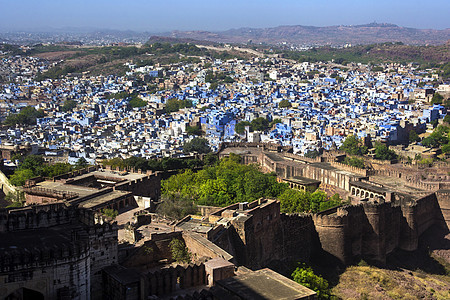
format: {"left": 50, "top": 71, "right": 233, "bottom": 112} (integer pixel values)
{"left": 102, "top": 157, "right": 126, "bottom": 169}
{"left": 75, "top": 157, "right": 89, "bottom": 169}
{"left": 209, "top": 82, "right": 219, "bottom": 91}
{"left": 102, "top": 208, "right": 118, "bottom": 219}
{"left": 422, "top": 125, "right": 449, "bottom": 148}
{"left": 186, "top": 125, "right": 202, "bottom": 136}
{"left": 431, "top": 93, "right": 444, "bottom": 105}
{"left": 373, "top": 142, "right": 397, "bottom": 160}
{"left": 161, "top": 155, "right": 288, "bottom": 207}
{"left": 444, "top": 115, "right": 450, "bottom": 123}
{"left": 279, "top": 189, "right": 310, "bottom": 213}
{"left": 5, "top": 190, "right": 25, "bottom": 207}
{"left": 156, "top": 194, "right": 197, "bottom": 220}
{"left": 4, "top": 106, "right": 45, "bottom": 126}
{"left": 61, "top": 100, "right": 77, "bottom": 112}
{"left": 129, "top": 96, "right": 147, "bottom": 108}
{"left": 442, "top": 143, "right": 450, "bottom": 154}
{"left": 291, "top": 263, "right": 331, "bottom": 299}
{"left": 165, "top": 98, "right": 193, "bottom": 113}
{"left": 279, "top": 99, "right": 292, "bottom": 108}
{"left": 9, "top": 169, "right": 34, "bottom": 186}
{"left": 320, "top": 193, "right": 342, "bottom": 211}
{"left": 269, "top": 118, "right": 282, "bottom": 128}
{"left": 278, "top": 188, "right": 341, "bottom": 213}
{"left": 251, "top": 117, "right": 270, "bottom": 131}
{"left": 19, "top": 155, "right": 45, "bottom": 171}
{"left": 235, "top": 121, "right": 252, "bottom": 134}
{"left": 340, "top": 135, "right": 368, "bottom": 155}
{"left": 409, "top": 130, "right": 420, "bottom": 143}
{"left": 343, "top": 157, "right": 365, "bottom": 169}
{"left": 169, "top": 239, "right": 191, "bottom": 263}
{"left": 183, "top": 137, "right": 211, "bottom": 154}
{"left": 304, "top": 150, "right": 320, "bottom": 159}
{"left": 203, "top": 153, "right": 218, "bottom": 166}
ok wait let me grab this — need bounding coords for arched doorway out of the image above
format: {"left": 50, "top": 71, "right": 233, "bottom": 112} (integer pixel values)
{"left": 6, "top": 288, "right": 45, "bottom": 300}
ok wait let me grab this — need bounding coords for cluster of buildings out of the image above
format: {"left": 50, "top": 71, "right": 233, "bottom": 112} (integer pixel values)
{"left": 0, "top": 49, "right": 449, "bottom": 165}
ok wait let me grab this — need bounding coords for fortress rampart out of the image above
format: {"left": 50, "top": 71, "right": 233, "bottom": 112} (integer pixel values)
{"left": 0, "top": 204, "right": 117, "bottom": 300}
{"left": 219, "top": 144, "right": 450, "bottom": 265}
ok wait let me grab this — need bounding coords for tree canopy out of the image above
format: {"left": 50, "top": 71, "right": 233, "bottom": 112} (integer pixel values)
{"left": 279, "top": 99, "right": 292, "bottom": 108}
{"left": 431, "top": 92, "right": 444, "bottom": 105}
{"left": 291, "top": 263, "right": 331, "bottom": 299}
{"left": 129, "top": 95, "right": 147, "bottom": 108}
{"left": 279, "top": 189, "right": 341, "bottom": 213}
{"left": 61, "top": 100, "right": 77, "bottom": 112}
{"left": 235, "top": 121, "right": 252, "bottom": 134}
{"left": 235, "top": 117, "right": 271, "bottom": 134}
{"left": 9, "top": 155, "right": 78, "bottom": 186}
{"left": 165, "top": 98, "right": 193, "bottom": 113}
{"left": 162, "top": 155, "right": 342, "bottom": 211}
{"left": 422, "top": 125, "right": 449, "bottom": 148}
{"left": 340, "top": 135, "right": 368, "bottom": 156}
{"left": 157, "top": 194, "right": 197, "bottom": 220}
{"left": 373, "top": 142, "right": 397, "bottom": 161}
{"left": 183, "top": 137, "right": 211, "bottom": 154}
{"left": 102, "top": 156, "right": 208, "bottom": 172}
{"left": 186, "top": 125, "right": 202, "bottom": 136}
{"left": 169, "top": 239, "right": 191, "bottom": 263}
{"left": 342, "top": 156, "right": 365, "bottom": 169}
{"left": 4, "top": 106, "right": 45, "bottom": 126}
{"left": 409, "top": 130, "right": 420, "bottom": 143}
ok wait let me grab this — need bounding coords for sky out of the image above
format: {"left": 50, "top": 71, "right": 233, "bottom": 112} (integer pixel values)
{"left": 0, "top": 0, "right": 449, "bottom": 32}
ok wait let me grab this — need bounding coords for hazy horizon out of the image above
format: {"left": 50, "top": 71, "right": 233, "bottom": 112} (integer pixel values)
{"left": 1, "top": 0, "right": 449, "bottom": 33}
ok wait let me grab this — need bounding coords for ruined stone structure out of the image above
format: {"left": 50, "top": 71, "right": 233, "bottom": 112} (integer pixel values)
{"left": 2, "top": 159, "right": 319, "bottom": 299}
{"left": 0, "top": 204, "right": 117, "bottom": 300}
{"left": 177, "top": 199, "right": 315, "bottom": 270}
{"left": 21, "top": 166, "right": 161, "bottom": 213}
{"left": 218, "top": 143, "right": 450, "bottom": 265}
{"left": 313, "top": 193, "right": 440, "bottom": 265}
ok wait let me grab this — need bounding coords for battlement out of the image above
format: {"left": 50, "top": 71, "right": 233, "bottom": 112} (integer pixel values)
{"left": 329, "top": 161, "right": 369, "bottom": 176}
{"left": 362, "top": 201, "right": 392, "bottom": 213}
{"left": 0, "top": 203, "right": 74, "bottom": 232}
{"left": 313, "top": 210, "right": 348, "bottom": 227}
{"left": 283, "top": 152, "right": 322, "bottom": 163}
{"left": 23, "top": 186, "right": 79, "bottom": 200}
{"left": 150, "top": 231, "right": 182, "bottom": 242}
{"left": 0, "top": 236, "right": 90, "bottom": 273}
{"left": 219, "top": 142, "right": 292, "bottom": 153}
{"left": 88, "top": 221, "right": 118, "bottom": 236}
{"left": 104, "top": 164, "right": 157, "bottom": 175}
{"left": 280, "top": 213, "right": 313, "bottom": 227}
{"left": 339, "top": 204, "right": 364, "bottom": 214}
{"left": 144, "top": 262, "right": 206, "bottom": 297}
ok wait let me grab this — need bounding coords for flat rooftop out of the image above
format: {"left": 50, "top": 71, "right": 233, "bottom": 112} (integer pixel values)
{"left": 289, "top": 176, "right": 321, "bottom": 185}
{"left": 176, "top": 216, "right": 215, "bottom": 234}
{"left": 78, "top": 190, "right": 131, "bottom": 209}
{"left": 370, "top": 175, "right": 427, "bottom": 197}
{"left": 350, "top": 180, "right": 389, "bottom": 194}
{"left": 90, "top": 170, "right": 148, "bottom": 181}
{"left": 36, "top": 180, "right": 99, "bottom": 198}
{"left": 216, "top": 268, "right": 316, "bottom": 300}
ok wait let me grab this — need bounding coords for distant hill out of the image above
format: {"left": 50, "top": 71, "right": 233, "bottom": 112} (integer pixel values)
{"left": 168, "top": 23, "right": 450, "bottom": 46}
{"left": 278, "top": 42, "right": 450, "bottom": 65}
{"left": 146, "top": 36, "right": 219, "bottom": 46}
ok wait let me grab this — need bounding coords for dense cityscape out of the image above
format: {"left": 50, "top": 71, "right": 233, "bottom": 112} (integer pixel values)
{"left": 1, "top": 44, "right": 449, "bottom": 165}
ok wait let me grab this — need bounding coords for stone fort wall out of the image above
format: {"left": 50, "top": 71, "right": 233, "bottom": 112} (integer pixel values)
{"left": 0, "top": 204, "right": 118, "bottom": 300}
{"left": 312, "top": 193, "right": 442, "bottom": 265}
{"left": 219, "top": 144, "right": 450, "bottom": 265}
